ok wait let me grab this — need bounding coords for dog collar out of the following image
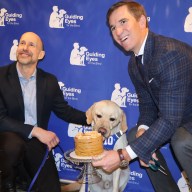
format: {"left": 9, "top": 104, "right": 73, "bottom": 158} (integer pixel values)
{"left": 115, "top": 130, "right": 124, "bottom": 138}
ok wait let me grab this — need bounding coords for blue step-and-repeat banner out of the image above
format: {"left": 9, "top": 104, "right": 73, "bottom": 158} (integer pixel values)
{"left": 0, "top": 0, "right": 192, "bottom": 191}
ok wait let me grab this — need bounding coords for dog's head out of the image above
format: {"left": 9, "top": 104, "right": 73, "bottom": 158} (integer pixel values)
{"left": 86, "top": 100, "right": 128, "bottom": 138}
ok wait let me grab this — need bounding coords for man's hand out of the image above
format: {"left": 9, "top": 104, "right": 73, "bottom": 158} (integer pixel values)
{"left": 136, "top": 128, "right": 145, "bottom": 138}
{"left": 92, "top": 150, "right": 120, "bottom": 173}
{"left": 31, "top": 127, "right": 60, "bottom": 151}
{"left": 92, "top": 149, "right": 131, "bottom": 173}
{"left": 139, "top": 153, "right": 158, "bottom": 168}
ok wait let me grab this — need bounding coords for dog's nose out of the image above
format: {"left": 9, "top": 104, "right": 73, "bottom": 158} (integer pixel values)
{"left": 98, "top": 127, "right": 107, "bottom": 136}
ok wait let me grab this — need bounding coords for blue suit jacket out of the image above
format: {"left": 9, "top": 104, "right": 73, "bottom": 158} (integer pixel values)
{"left": 129, "top": 31, "right": 192, "bottom": 162}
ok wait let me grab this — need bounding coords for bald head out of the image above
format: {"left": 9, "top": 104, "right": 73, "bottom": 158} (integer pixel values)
{"left": 20, "top": 32, "right": 44, "bottom": 51}
{"left": 16, "top": 32, "right": 45, "bottom": 67}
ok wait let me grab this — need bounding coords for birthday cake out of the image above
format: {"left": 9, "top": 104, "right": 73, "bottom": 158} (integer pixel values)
{"left": 74, "top": 131, "right": 104, "bottom": 156}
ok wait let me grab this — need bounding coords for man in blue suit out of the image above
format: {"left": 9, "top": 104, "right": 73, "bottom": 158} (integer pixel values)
{"left": 92, "top": 1, "right": 192, "bottom": 191}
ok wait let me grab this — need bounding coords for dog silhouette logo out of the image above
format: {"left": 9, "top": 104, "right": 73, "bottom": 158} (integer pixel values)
{"left": 52, "top": 150, "right": 63, "bottom": 171}
{"left": 111, "top": 83, "right": 129, "bottom": 107}
{"left": 9, "top": 39, "right": 18, "bottom": 61}
{"left": 184, "top": 7, "right": 192, "bottom": 32}
{"left": 70, "top": 42, "right": 88, "bottom": 66}
{"left": 49, "top": 6, "right": 66, "bottom": 28}
{"left": 0, "top": 8, "right": 7, "bottom": 26}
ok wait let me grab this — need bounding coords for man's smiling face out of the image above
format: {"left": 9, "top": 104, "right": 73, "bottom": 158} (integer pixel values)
{"left": 16, "top": 32, "right": 45, "bottom": 66}
{"left": 109, "top": 5, "right": 146, "bottom": 54}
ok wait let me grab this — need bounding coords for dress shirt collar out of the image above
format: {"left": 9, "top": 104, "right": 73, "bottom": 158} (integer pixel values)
{"left": 16, "top": 63, "right": 37, "bottom": 80}
{"left": 135, "top": 31, "right": 148, "bottom": 57}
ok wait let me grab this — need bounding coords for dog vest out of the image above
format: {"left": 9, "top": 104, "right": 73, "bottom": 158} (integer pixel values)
{"left": 104, "top": 130, "right": 126, "bottom": 150}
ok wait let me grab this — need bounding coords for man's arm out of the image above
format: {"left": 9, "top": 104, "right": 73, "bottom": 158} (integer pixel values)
{"left": 31, "top": 127, "right": 60, "bottom": 151}
{"left": 130, "top": 51, "right": 192, "bottom": 163}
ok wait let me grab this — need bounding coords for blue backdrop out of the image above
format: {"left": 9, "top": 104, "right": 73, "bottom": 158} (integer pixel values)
{"left": 0, "top": 0, "right": 192, "bottom": 191}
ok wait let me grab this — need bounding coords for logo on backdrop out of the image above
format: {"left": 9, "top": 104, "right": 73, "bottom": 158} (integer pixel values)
{"left": 58, "top": 81, "right": 92, "bottom": 138}
{"left": 128, "top": 170, "right": 143, "bottom": 185}
{"left": 0, "top": 8, "right": 22, "bottom": 26}
{"left": 67, "top": 124, "right": 91, "bottom": 137}
{"left": 52, "top": 149, "right": 73, "bottom": 172}
{"left": 184, "top": 7, "right": 192, "bottom": 32}
{"left": 9, "top": 39, "right": 18, "bottom": 61}
{"left": 70, "top": 42, "right": 88, "bottom": 66}
{"left": 69, "top": 42, "right": 105, "bottom": 66}
{"left": 52, "top": 149, "right": 63, "bottom": 171}
{"left": 49, "top": 6, "right": 66, "bottom": 28}
{"left": 58, "top": 81, "right": 81, "bottom": 101}
{"left": 111, "top": 83, "right": 139, "bottom": 107}
{"left": 49, "top": 5, "right": 83, "bottom": 29}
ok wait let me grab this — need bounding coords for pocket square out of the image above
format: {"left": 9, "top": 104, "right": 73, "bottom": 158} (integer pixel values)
{"left": 149, "top": 78, "right": 154, "bottom": 83}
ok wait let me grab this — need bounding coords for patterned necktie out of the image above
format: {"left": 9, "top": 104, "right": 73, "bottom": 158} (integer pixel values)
{"left": 135, "top": 55, "right": 145, "bottom": 80}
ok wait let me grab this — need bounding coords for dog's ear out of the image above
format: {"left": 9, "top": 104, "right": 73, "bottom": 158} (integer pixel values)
{"left": 121, "top": 111, "right": 128, "bottom": 132}
{"left": 86, "top": 104, "right": 94, "bottom": 125}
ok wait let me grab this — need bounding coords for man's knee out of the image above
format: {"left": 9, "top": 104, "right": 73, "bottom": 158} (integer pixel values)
{"left": 0, "top": 132, "right": 25, "bottom": 160}
{"left": 171, "top": 127, "right": 192, "bottom": 155}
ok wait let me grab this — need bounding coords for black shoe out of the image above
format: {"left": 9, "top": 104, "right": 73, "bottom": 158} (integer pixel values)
{"left": 3, "top": 182, "right": 16, "bottom": 192}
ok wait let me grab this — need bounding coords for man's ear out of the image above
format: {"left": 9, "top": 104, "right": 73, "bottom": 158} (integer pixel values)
{"left": 38, "top": 50, "right": 45, "bottom": 60}
{"left": 139, "top": 15, "right": 147, "bottom": 28}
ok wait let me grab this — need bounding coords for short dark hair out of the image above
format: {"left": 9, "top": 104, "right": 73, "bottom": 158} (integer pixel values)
{"left": 106, "top": 1, "right": 148, "bottom": 28}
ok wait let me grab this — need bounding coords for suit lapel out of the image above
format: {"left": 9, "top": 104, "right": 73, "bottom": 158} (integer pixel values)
{"left": 130, "top": 32, "right": 159, "bottom": 108}
{"left": 143, "top": 31, "right": 155, "bottom": 82}
{"left": 36, "top": 69, "right": 46, "bottom": 125}
{"left": 143, "top": 31, "right": 159, "bottom": 108}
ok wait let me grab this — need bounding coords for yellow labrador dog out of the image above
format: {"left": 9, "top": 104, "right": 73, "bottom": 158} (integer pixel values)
{"left": 62, "top": 100, "right": 130, "bottom": 192}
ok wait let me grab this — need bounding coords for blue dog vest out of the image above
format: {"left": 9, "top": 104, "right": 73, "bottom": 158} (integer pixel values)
{"left": 103, "top": 130, "right": 126, "bottom": 150}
